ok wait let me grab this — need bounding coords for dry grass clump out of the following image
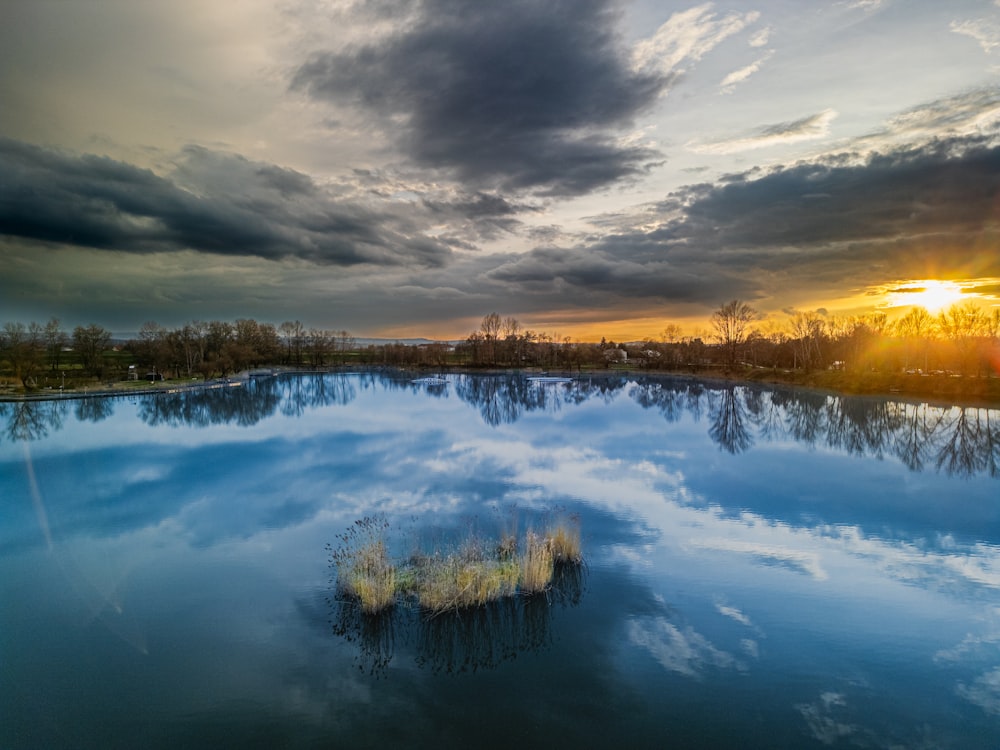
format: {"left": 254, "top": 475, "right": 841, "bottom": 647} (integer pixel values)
{"left": 330, "top": 512, "right": 584, "bottom": 616}
{"left": 496, "top": 531, "right": 517, "bottom": 561}
{"left": 518, "top": 531, "right": 554, "bottom": 593}
{"left": 330, "top": 517, "right": 397, "bottom": 615}
{"left": 546, "top": 517, "right": 583, "bottom": 565}
{"left": 414, "top": 552, "right": 519, "bottom": 613}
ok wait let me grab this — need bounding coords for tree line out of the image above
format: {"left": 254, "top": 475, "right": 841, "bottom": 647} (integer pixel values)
{"left": 1, "top": 299, "right": 998, "bottom": 392}
{"left": 705, "top": 299, "right": 1000, "bottom": 378}
{"left": 0, "top": 318, "right": 356, "bottom": 389}
{"left": 453, "top": 301, "right": 1000, "bottom": 378}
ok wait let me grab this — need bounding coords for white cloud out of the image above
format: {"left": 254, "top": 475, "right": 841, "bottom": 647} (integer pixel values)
{"left": 716, "top": 603, "right": 754, "bottom": 628}
{"left": 748, "top": 26, "right": 771, "bottom": 47}
{"left": 632, "top": 3, "right": 761, "bottom": 78}
{"left": 687, "top": 109, "right": 837, "bottom": 154}
{"left": 627, "top": 616, "right": 737, "bottom": 677}
{"left": 957, "top": 667, "right": 1000, "bottom": 715}
{"left": 844, "top": 0, "right": 884, "bottom": 10}
{"left": 691, "top": 537, "right": 829, "bottom": 580}
{"left": 719, "top": 49, "right": 774, "bottom": 93}
{"left": 795, "top": 692, "right": 858, "bottom": 745}
{"left": 951, "top": 18, "right": 1000, "bottom": 54}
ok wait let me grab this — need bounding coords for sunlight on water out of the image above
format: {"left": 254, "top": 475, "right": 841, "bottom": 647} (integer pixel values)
{"left": 1, "top": 372, "right": 998, "bottom": 748}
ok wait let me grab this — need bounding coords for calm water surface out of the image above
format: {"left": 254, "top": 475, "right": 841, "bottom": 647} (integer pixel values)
{"left": 1, "top": 372, "right": 998, "bottom": 748}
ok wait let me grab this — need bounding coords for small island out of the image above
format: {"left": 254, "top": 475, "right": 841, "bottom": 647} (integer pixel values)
{"left": 329, "top": 515, "right": 584, "bottom": 615}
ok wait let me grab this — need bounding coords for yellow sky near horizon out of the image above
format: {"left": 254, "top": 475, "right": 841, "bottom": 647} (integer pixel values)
{"left": 374, "top": 276, "right": 1000, "bottom": 342}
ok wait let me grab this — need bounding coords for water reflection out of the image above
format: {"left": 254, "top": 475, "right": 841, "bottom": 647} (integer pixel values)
{"left": 75, "top": 397, "right": 114, "bottom": 423}
{"left": 708, "top": 387, "right": 754, "bottom": 454}
{"left": 2, "top": 371, "right": 999, "bottom": 748}
{"left": 0, "top": 399, "right": 68, "bottom": 442}
{"left": 2, "top": 373, "right": 998, "bottom": 479}
{"left": 330, "top": 563, "right": 586, "bottom": 677}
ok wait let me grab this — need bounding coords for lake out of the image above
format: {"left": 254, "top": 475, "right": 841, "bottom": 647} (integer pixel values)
{"left": 1, "top": 371, "right": 998, "bottom": 748}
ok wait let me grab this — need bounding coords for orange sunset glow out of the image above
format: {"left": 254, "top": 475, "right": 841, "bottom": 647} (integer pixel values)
{"left": 884, "top": 279, "right": 966, "bottom": 314}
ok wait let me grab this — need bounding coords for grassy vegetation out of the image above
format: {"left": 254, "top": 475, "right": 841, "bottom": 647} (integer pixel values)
{"left": 329, "top": 513, "right": 584, "bottom": 616}
{"left": 518, "top": 531, "right": 555, "bottom": 594}
{"left": 547, "top": 517, "right": 583, "bottom": 565}
{"left": 328, "top": 517, "right": 397, "bottom": 615}
{"left": 409, "top": 551, "right": 520, "bottom": 612}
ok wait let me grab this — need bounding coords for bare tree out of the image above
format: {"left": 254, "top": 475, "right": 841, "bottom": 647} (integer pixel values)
{"left": 309, "top": 328, "right": 333, "bottom": 366}
{"left": 2, "top": 321, "right": 44, "bottom": 387}
{"left": 894, "top": 307, "right": 934, "bottom": 372}
{"left": 280, "top": 320, "right": 306, "bottom": 365}
{"left": 480, "top": 312, "right": 502, "bottom": 365}
{"left": 788, "top": 311, "right": 825, "bottom": 371}
{"left": 72, "top": 324, "right": 112, "bottom": 377}
{"left": 334, "top": 330, "right": 356, "bottom": 364}
{"left": 711, "top": 300, "right": 757, "bottom": 369}
{"left": 44, "top": 317, "right": 67, "bottom": 372}
{"left": 137, "top": 321, "right": 170, "bottom": 376}
{"left": 938, "top": 302, "right": 990, "bottom": 375}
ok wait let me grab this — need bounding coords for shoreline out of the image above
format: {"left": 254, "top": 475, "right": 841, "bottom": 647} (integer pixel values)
{"left": 2, "top": 365, "right": 998, "bottom": 409}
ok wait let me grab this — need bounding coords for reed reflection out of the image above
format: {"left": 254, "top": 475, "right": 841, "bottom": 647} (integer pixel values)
{"left": 329, "top": 564, "right": 586, "bottom": 677}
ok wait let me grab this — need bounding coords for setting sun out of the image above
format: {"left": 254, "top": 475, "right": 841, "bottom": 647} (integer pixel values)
{"left": 886, "top": 279, "right": 965, "bottom": 314}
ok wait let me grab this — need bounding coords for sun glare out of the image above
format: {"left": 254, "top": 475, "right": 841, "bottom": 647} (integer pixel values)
{"left": 886, "top": 280, "right": 965, "bottom": 314}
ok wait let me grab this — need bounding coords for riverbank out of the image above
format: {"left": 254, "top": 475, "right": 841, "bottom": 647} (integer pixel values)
{"left": 2, "top": 365, "right": 998, "bottom": 407}
{"left": 732, "top": 366, "right": 1000, "bottom": 407}
{"left": 0, "top": 373, "right": 249, "bottom": 402}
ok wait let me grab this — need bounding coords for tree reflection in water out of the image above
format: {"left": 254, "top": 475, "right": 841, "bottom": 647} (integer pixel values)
{"left": 708, "top": 387, "right": 754, "bottom": 455}
{"left": 2, "top": 371, "right": 998, "bottom": 477}
{"left": 625, "top": 379, "right": 1000, "bottom": 479}
{"left": 329, "top": 562, "right": 586, "bottom": 677}
{"left": 0, "top": 399, "right": 68, "bottom": 442}
{"left": 75, "top": 396, "right": 115, "bottom": 423}
{"left": 935, "top": 407, "right": 1000, "bottom": 478}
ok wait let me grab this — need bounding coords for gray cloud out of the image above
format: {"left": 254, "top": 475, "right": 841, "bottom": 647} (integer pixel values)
{"left": 478, "top": 135, "right": 1000, "bottom": 307}
{"left": 0, "top": 138, "right": 452, "bottom": 267}
{"left": 291, "top": 0, "right": 667, "bottom": 196}
{"left": 421, "top": 192, "right": 538, "bottom": 242}
{"left": 673, "top": 136, "right": 1000, "bottom": 251}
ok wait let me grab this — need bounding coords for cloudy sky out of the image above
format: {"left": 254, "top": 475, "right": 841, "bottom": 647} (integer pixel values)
{"left": 2, "top": 0, "right": 1000, "bottom": 340}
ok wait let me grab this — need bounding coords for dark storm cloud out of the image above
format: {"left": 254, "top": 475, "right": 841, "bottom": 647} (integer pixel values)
{"left": 421, "top": 192, "right": 539, "bottom": 242}
{"left": 291, "top": 0, "right": 667, "bottom": 196}
{"left": 487, "top": 245, "right": 736, "bottom": 302}
{"left": 487, "top": 135, "right": 1000, "bottom": 303}
{"left": 672, "top": 136, "right": 1000, "bottom": 252}
{"left": 0, "top": 138, "right": 451, "bottom": 267}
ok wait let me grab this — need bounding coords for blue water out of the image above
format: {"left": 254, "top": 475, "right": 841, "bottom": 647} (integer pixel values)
{"left": 1, "top": 372, "right": 998, "bottom": 748}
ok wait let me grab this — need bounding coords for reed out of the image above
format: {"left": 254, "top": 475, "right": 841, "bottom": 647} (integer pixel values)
{"left": 330, "top": 517, "right": 397, "bottom": 614}
{"left": 346, "top": 539, "right": 397, "bottom": 614}
{"left": 546, "top": 517, "right": 582, "bottom": 565}
{"left": 415, "top": 553, "right": 519, "bottom": 613}
{"left": 329, "top": 512, "right": 583, "bottom": 616}
{"left": 518, "top": 531, "right": 554, "bottom": 593}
